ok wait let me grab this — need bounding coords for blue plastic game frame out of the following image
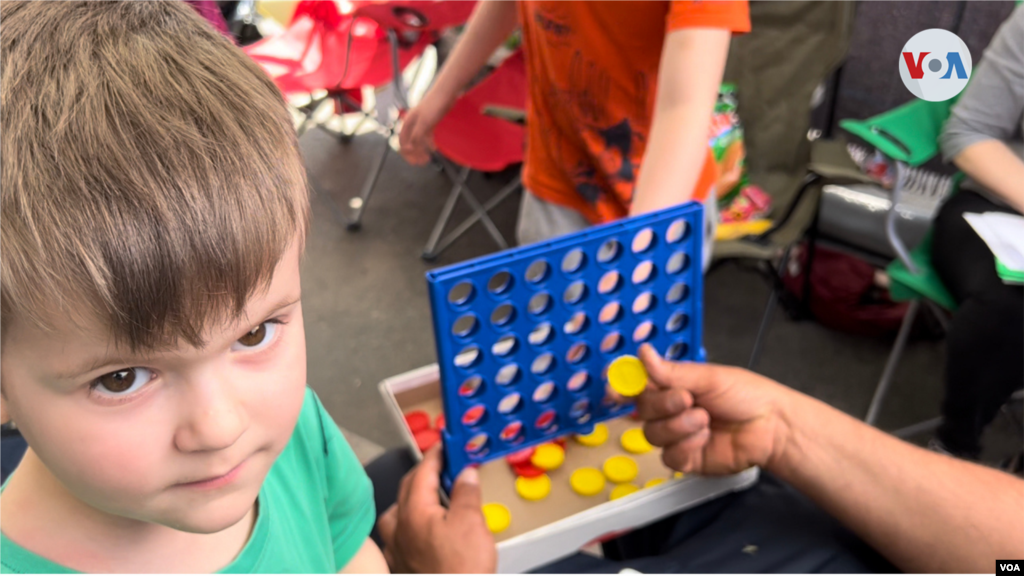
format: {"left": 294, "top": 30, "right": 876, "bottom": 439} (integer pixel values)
{"left": 426, "top": 202, "right": 706, "bottom": 490}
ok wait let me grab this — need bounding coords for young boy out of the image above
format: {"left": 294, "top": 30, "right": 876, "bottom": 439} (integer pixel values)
{"left": 401, "top": 1, "right": 749, "bottom": 262}
{"left": 0, "top": 2, "right": 387, "bottom": 572}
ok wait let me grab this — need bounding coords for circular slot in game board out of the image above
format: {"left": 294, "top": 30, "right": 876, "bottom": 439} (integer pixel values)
{"left": 492, "top": 334, "right": 518, "bottom": 356}
{"left": 666, "top": 282, "right": 689, "bottom": 304}
{"left": 500, "top": 421, "right": 524, "bottom": 444}
{"left": 448, "top": 281, "right": 474, "bottom": 306}
{"left": 666, "top": 311, "right": 689, "bottom": 333}
{"left": 666, "top": 219, "right": 689, "bottom": 243}
{"left": 531, "top": 353, "right": 555, "bottom": 375}
{"left": 597, "top": 239, "right": 621, "bottom": 264}
{"left": 491, "top": 303, "right": 515, "bottom": 326}
{"left": 666, "top": 341, "right": 689, "bottom": 360}
{"left": 525, "top": 259, "right": 549, "bottom": 283}
{"left": 598, "top": 270, "right": 621, "bottom": 295}
{"left": 462, "top": 404, "right": 487, "bottom": 427}
{"left": 529, "top": 322, "right": 553, "bottom": 346}
{"left": 528, "top": 292, "right": 552, "bottom": 315}
{"left": 567, "top": 370, "right": 589, "bottom": 392}
{"left": 566, "top": 342, "right": 588, "bottom": 364}
{"left": 666, "top": 251, "right": 689, "bottom": 275}
{"left": 632, "top": 292, "right": 655, "bottom": 314}
{"left": 563, "top": 281, "right": 587, "bottom": 305}
{"left": 496, "top": 363, "right": 520, "bottom": 386}
{"left": 563, "top": 311, "right": 588, "bottom": 335}
{"left": 600, "top": 332, "right": 622, "bottom": 354}
{"left": 452, "top": 314, "right": 477, "bottom": 338}
{"left": 488, "top": 270, "right": 512, "bottom": 294}
{"left": 454, "top": 345, "right": 480, "bottom": 368}
{"left": 599, "top": 301, "right": 622, "bottom": 324}
{"left": 533, "top": 381, "right": 556, "bottom": 403}
{"left": 458, "top": 375, "right": 483, "bottom": 398}
{"left": 633, "top": 320, "right": 655, "bottom": 343}
{"left": 632, "top": 228, "right": 655, "bottom": 253}
{"left": 569, "top": 398, "right": 590, "bottom": 422}
{"left": 561, "top": 248, "right": 586, "bottom": 274}
{"left": 632, "top": 260, "right": 655, "bottom": 285}
{"left": 497, "top": 392, "right": 523, "bottom": 415}
{"left": 465, "top": 432, "right": 489, "bottom": 455}
{"left": 535, "top": 409, "right": 557, "bottom": 431}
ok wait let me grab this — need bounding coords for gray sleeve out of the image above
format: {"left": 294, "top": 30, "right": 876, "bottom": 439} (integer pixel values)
{"left": 940, "top": 5, "right": 1024, "bottom": 163}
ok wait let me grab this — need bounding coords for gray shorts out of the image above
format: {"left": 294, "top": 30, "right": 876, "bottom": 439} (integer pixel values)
{"left": 516, "top": 190, "right": 717, "bottom": 271}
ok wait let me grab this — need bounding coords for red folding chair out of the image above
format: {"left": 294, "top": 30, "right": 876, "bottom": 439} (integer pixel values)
{"left": 421, "top": 50, "right": 526, "bottom": 260}
{"left": 244, "top": 1, "right": 475, "bottom": 228}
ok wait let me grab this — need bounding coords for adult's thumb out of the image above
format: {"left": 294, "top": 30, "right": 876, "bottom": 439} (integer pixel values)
{"left": 448, "top": 466, "right": 483, "bottom": 516}
{"left": 639, "top": 344, "right": 718, "bottom": 396}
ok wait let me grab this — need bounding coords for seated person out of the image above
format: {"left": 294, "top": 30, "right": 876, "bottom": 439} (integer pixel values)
{"left": 931, "top": 4, "right": 1024, "bottom": 460}
{"left": 0, "top": 2, "right": 386, "bottom": 572}
{"left": 375, "top": 345, "right": 1024, "bottom": 573}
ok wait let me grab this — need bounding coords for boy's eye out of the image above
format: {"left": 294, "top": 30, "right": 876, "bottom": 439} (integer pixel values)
{"left": 232, "top": 321, "right": 278, "bottom": 351}
{"left": 95, "top": 367, "right": 152, "bottom": 396}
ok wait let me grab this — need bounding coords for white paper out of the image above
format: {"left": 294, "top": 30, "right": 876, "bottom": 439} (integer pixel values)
{"left": 963, "top": 211, "right": 1024, "bottom": 272}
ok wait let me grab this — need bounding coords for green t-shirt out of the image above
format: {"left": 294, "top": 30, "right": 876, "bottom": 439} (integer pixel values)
{"left": 0, "top": 388, "right": 376, "bottom": 573}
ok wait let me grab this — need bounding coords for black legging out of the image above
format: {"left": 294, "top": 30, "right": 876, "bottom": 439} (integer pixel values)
{"left": 932, "top": 190, "right": 1024, "bottom": 458}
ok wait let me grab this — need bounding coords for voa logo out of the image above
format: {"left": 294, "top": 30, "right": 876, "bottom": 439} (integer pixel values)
{"left": 1001, "top": 564, "right": 1021, "bottom": 571}
{"left": 899, "top": 28, "right": 972, "bottom": 102}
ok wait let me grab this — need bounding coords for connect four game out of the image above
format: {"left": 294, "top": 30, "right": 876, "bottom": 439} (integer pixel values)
{"left": 426, "top": 202, "right": 705, "bottom": 489}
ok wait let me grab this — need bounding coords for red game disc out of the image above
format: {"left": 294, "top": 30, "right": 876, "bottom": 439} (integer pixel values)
{"left": 413, "top": 428, "right": 441, "bottom": 452}
{"left": 435, "top": 414, "right": 445, "bottom": 430}
{"left": 505, "top": 447, "right": 535, "bottom": 465}
{"left": 512, "top": 461, "right": 546, "bottom": 478}
{"left": 554, "top": 437, "right": 568, "bottom": 449}
{"left": 404, "top": 410, "right": 430, "bottom": 433}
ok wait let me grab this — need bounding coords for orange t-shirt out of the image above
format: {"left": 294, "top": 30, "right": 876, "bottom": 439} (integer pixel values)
{"left": 518, "top": 0, "right": 750, "bottom": 224}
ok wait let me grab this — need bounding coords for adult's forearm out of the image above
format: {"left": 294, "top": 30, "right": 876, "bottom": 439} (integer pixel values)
{"left": 424, "top": 1, "right": 519, "bottom": 108}
{"left": 954, "top": 140, "right": 1024, "bottom": 213}
{"left": 770, "top": 390, "right": 1024, "bottom": 572}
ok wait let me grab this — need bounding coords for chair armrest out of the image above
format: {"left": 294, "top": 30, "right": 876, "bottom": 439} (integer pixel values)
{"left": 838, "top": 97, "right": 957, "bottom": 167}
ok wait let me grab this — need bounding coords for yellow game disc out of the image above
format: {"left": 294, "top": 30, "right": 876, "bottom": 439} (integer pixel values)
{"left": 608, "top": 355, "right": 648, "bottom": 397}
{"left": 531, "top": 443, "right": 566, "bottom": 471}
{"left": 609, "top": 483, "right": 640, "bottom": 501}
{"left": 644, "top": 477, "right": 667, "bottom": 489}
{"left": 569, "top": 467, "right": 606, "bottom": 496}
{"left": 515, "top": 473, "right": 552, "bottom": 501}
{"left": 575, "top": 424, "right": 609, "bottom": 447}
{"left": 674, "top": 471, "right": 686, "bottom": 479}
{"left": 482, "top": 503, "right": 511, "bottom": 533}
{"left": 620, "top": 428, "right": 654, "bottom": 454}
{"left": 602, "top": 455, "right": 639, "bottom": 483}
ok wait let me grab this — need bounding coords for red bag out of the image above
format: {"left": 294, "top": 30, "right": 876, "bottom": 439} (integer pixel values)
{"left": 780, "top": 243, "right": 909, "bottom": 338}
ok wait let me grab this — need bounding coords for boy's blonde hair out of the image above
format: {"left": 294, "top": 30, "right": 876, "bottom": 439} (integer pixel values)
{"left": 1, "top": 1, "right": 309, "bottom": 351}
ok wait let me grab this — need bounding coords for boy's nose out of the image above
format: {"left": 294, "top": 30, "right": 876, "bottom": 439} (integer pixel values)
{"left": 174, "top": 374, "right": 249, "bottom": 453}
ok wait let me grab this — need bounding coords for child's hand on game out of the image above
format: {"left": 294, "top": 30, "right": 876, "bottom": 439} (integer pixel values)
{"left": 634, "top": 344, "right": 793, "bottom": 476}
{"left": 377, "top": 447, "right": 497, "bottom": 574}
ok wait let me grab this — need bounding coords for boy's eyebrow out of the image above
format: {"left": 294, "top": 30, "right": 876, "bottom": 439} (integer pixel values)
{"left": 53, "top": 294, "right": 302, "bottom": 380}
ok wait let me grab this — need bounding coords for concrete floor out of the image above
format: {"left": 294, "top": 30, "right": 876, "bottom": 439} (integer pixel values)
{"left": 299, "top": 127, "right": 1021, "bottom": 467}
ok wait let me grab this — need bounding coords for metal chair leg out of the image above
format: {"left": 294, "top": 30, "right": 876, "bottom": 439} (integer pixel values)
{"left": 748, "top": 247, "right": 793, "bottom": 370}
{"left": 866, "top": 298, "right": 920, "bottom": 426}
{"left": 434, "top": 158, "right": 509, "bottom": 250}
{"left": 424, "top": 177, "right": 520, "bottom": 260}
{"left": 346, "top": 138, "right": 391, "bottom": 231}
{"left": 423, "top": 167, "right": 471, "bottom": 258}
{"left": 748, "top": 287, "right": 779, "bottom": 371}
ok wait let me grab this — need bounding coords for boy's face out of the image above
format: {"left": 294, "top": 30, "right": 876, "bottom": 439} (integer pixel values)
{"left": 1, "top": 240, "right": 308, "bottom": 534}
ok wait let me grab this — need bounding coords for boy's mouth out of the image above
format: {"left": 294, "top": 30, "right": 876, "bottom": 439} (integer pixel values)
{"left": 175, "top": 458, "right": 248, "bottom": 490}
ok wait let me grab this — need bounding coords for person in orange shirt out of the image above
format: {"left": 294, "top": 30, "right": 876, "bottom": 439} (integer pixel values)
{"left": 401, "top": 1, "right": 750, "bottom": 262}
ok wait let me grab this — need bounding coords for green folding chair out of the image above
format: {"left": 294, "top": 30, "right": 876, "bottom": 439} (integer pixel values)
{"left": 838, "top": 97, "right": 960, "bottom": 434}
